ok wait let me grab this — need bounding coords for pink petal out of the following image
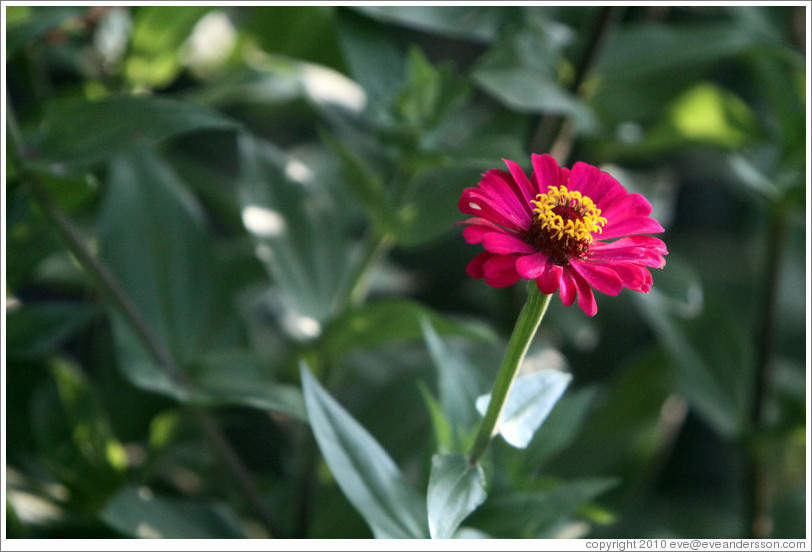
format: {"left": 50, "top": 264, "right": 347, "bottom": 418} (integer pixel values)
{"left": 597, "top": 192, "right": 664, "bottom": 239}
{"left": 477, "top": 169, "right": 533, "bottom": 227}
{"left": 466, "top": 252, "right": 493, "bottom": 279}
{"left": 501, "top": 159, "right": 538, "bottom": 208}
{"left": 599, "top": 216, "right": 665, "bottom": 240}
{"left": 568, "top": 162, "right": 602, "bottom": 195}
{"left": 570, "top": 163, "right": 626, "bottom": 208}
{"left": 517, "top": 252, "right": 564, "bottom": 294}
{"left": 483, "top": 254, "right": 521, "bottom": 287}
{"left": 515, "top": 252, "right": 549, "bottom": 279}
{"left": 482, "top": 232, "right": 535, "bottom": 255}
{"left": 569, "top": 268, "right": 598, "bottom": 316}
{"left": 457, "top": 216, "right": 504, "bottom": 229}
{"left": 559, "top": 270, "right": 578, "bottom": 307}
{"left": 462, "top": 224, "right": 501, "bottom": 244}
{"left": 569, "top": 259, "right": 623, "bottom": 296}
{"left": 459, "top": 188, "right": 525, "bottom": 231}
{"left": 589, "top": 236, "right": 667, "bottom": 268}
{"left": 536, "top": 261, "right": 563, "bottom": 294}
{"left": 604, "top": 262, "right": 653, "bottom": 293}
{"left": 531, "top": 154, "right": 568, "bottom": 191}
{"left": 599, "top": 192, "right": 652, "bottom": 220}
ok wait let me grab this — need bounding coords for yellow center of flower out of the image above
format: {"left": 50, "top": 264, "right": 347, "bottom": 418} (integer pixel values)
{"left": 529, "top": 185, "right": 607, "bottom": 264}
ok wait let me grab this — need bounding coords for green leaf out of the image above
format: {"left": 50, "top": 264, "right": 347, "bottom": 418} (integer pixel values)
{"left": 300, "top": 363, "right": 428, "bottom": 539}
{"left": 417, "top": 383, "right": 455, "bottom": 454}
{"left": 619, "top": 82, "right": 762, "bottom": 158}
{"left": 237, "top": 134, "right": 353, "bottom": 328}
{"left": 476, "top": 369, "right": 571, "bottom": 449}
{"left": 336, "top": 8, "right": 406, "bottom": 110}
{"left": 394, "top": 164, "right": 484, "bottom": 246}
{"left": 320, "top": 299, "right": 495, "bottom": 360}
{"left": 95, "top": 148, "right": 295, "bottom": 416}
{"left": 395, "top": 46, "right": 470, "bottom": 129}
{"left": 421, "top": 318, "right": 481, "bottom": 430}
{"left": 427, "top": 453, "right": 487, "bottom": 539}
{"left": 6, "top": 302, "right": 98, "bottom": 360}
{"left": 471, "top": 15, "right": 595, "bottom": 130}
{"left": 470, "top": 477, "right": 617, "bottom": 538}
{"left": 101, "top": 485, "right": 245, "bottom": 538}
{"left": 110, "top": 336, "right": 307, "bottom": 420}
{"left": 99, "top": 148, "right": 217, "bottom": 362}
{"left": 31, "top": 94, "right": 236, "bottom": 169}
{"left": 473, "top": 68, "right": 593, "bottom": 126}
{"left": 641, "top": 296, "right": 753, "bottom": 439}
{"left": 322, "top": 132, "right": 399, "bottom": 238}
{"left": 353, "top": 6, "right": 503, "bottom": 42}
{"left": 598, "top": 22, "right": 766, "bottom": 82}
{"left": 188, "top": 350, "right": 307, "bottom": 420}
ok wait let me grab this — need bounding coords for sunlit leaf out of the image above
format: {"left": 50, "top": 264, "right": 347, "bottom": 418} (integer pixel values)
{"left": 125, "top": 6, "right": 212, "bottom": 88}
{"left": 668, "top": 82, "right": 759, "bottom": 146}
{"left": 30, "top": 358, "right": 127, "bottom": 509}
{"left": 593, "top": 21, "right": 769, "bottom": 126}
{"left": 476, "top": 369, "right": 572, "bottom": 449}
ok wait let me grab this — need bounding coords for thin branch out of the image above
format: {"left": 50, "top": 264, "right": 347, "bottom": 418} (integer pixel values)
{"left": 7, "top": 97, "right": 279, "bottom": 537}
{"left": 744, "top": 207, "right": 787, "bottom": 538}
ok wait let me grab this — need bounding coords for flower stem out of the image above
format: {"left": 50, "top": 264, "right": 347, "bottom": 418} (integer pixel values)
{"left": 468, "top": 283, "right": 552, "bottom": 465}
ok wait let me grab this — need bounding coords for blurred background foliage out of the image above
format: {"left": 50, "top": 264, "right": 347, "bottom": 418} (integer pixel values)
{"left": 4, "top": 4, "right": 807, "bottom": 540}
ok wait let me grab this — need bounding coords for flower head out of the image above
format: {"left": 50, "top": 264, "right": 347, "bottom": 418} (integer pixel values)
{"left": 459, "top": 154, "right": 667, "bottom": 316}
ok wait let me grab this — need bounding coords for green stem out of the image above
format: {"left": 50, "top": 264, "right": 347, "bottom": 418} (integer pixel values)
{"left": 468, "top": 283, "right": 552, "bottom": 465}
{"left": 341, "top": 231, "right": 395, "bottom": 310}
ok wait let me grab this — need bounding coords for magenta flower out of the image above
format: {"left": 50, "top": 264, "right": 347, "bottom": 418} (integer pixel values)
{"left": 459, "top": 154, "right": 667, "bottom": 316}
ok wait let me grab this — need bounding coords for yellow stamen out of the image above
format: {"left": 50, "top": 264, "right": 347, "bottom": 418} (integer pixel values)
{"left": 530, "top": 185, "right": 607, "bottom": 251}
